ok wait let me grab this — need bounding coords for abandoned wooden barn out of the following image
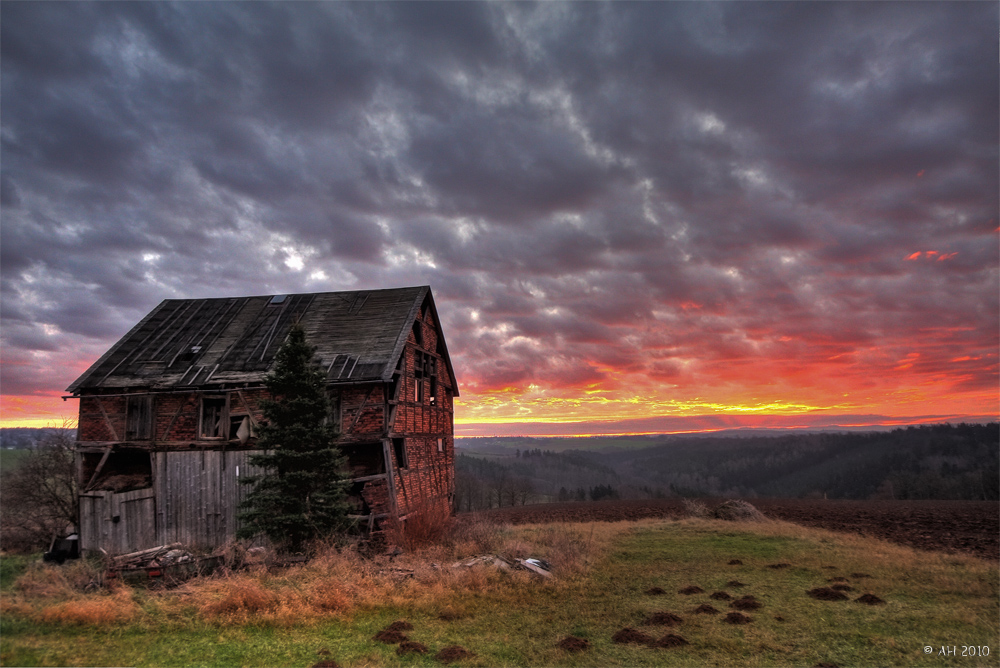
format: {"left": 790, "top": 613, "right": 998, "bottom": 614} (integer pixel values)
{"left": 66, "top": 286, "right": 458, "bottom": 555}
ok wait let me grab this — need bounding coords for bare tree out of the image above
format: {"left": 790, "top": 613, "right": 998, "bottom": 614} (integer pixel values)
{"left": 0, "top": 424, "right": 78, "bottom": 552}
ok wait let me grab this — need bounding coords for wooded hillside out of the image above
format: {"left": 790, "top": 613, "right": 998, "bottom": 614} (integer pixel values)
{"left": 456, "top": 424, "right": 998, "bottom": 508}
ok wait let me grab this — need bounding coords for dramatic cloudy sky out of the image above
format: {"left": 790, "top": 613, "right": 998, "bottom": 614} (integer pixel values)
{"left": 2, "top": 2, "right": 997, "bottom": 434}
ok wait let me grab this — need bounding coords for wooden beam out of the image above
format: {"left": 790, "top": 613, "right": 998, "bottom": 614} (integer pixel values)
{"left": 382, "top": 438, "right": 398, "bottom": 516}
{"left": 95, "top": 398, "right": 120, "bottom": 441}
{"left": 84, "top": 446, "right": 113, "bottom": 491}
{"left": 346, "top": 386, "right": 375, "bottom": 433}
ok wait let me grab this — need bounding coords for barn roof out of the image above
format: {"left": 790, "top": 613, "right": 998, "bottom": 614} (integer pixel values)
{"left": 67, "top": 286, "right": 458, "bottom": 395}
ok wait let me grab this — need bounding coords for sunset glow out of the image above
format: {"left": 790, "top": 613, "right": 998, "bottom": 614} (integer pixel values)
{"left": 2, "top": 3, "right": 997, "bottom": 436}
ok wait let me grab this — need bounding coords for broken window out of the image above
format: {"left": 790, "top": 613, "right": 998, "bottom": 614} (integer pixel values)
{"left": 341, "top": 442, "right": 386, "bottom": 478}
{"left": 392, "top": 438, "right": 408, "bottom": 469}
{"left": 200, "top": 396, "right": 226, "bottom": 439}
{"left": 412, "top": 321, "right": 423, "bottom": 347}
{"left": 125, "top": 396, "right": 153, "bottom": 440}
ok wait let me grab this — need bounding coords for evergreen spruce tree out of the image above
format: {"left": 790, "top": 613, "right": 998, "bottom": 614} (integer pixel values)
{"left": 237, "top": 324, "right": 351, "bottom": 552}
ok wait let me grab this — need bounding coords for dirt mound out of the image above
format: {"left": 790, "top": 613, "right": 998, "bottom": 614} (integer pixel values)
{"left": 612, "top": 627, "right": 655, "bottom": 645}
{"left": 850, "top": 572, "right": 873, "bottom": 579}
{"left": 728, "top": 559, "right": 743, "bottom": 565}
{"left": 651, "top": 633, "right": 689, "bottom": 648}
{"left": 709, "top": 591, "right": 732, "bottom": 600}
{"left": 726, "top": 580, "right": 746, "bottom": 587}
{"left": 807, "top": 587, "right": 849, "bottom": 601}
{"left": 678, "top": 585, "right": 704, "bottom": 595}
{"left": 692, "top": 604, "right": 719, "bottom": 614}
{"left": 730, "top": 596, "right": 761, "bottom": 610}
{"left": 831, "top": 584, "right": 853, "bottom": 592}
{"left": 814, "top": 663, "right": 840, "bottom": 667}
{"left": 384, "top": 620, "right": 414, "bottom": 632}
{"left": 856, "top": 593, "right": 886, "bottom": 605}
{"left": 373, "top": 629, "right": 408, "bottom": 644}
{"left": 644, "top": 586, "right": 667, "bottom": 595}
{"left": 396, "top": 641, "right": 428, "bottom": 656}
{"left": 724, "top": 612, "right": 752, "bottom": 624}
{"left": 435, "top": 645, "right": 475, "bottom": 663}
{"left": 712, "top": 500, "right": 766, "bottom": 522}
{"left": 828, "top": 576, "right": 848, "bottom": 583}
{"left": 642, "top": 611, "right": 683, "bottom": 626}
{"left": 558, "top": 636, "right": 590, "bottom": 652}
{"left": 766, "top": 562, "right": 792, "bottom": 569}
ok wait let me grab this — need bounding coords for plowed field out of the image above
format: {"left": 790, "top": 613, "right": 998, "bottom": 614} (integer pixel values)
{"left": 465, "top": 498, "right": 999, "bottom": 560}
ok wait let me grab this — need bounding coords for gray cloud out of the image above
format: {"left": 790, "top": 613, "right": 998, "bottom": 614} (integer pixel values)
{"left": 1, "top": 1, "right": 996, "bottom": 420}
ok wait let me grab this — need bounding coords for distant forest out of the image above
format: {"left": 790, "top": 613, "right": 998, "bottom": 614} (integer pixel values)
{"left": 0, "top": 428, "right": 76, "bottom": 450}
{"left": 3, "top": 425, "right": 996, "bottom": 509}
{"left": 455, "top": 424, "right": 999, "bottom": 510}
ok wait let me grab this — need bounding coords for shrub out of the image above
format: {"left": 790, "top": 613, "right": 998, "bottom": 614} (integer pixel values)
{"left": 681, "top": 498, "right": 710, "bottom": 518}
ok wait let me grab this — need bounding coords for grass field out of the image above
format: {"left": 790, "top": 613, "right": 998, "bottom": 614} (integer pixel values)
{"left": 1, "top": 517, "right": 996, "bottom": 667}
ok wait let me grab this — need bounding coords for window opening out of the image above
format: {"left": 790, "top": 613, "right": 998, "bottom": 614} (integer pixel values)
{"left": 437, "top": 438, "right": 444, "bottom": 453}
{"left": 81, "top": 449, "right": 153, "bottom": 493}
{"left": 341, "top": 442, "right": 386, "bottom": 477}
{"left": 392, "top": 438, "right": 408, "bottom": 469}
{"left": 200, "top": 396, "right": 227, "bottom": 439}
{"left": 415, "top": 379, "right": 424, "bottom": 403}
{"left": 125, "top": 396, "right": 153, "bottom": 440}
{"left": 412, "top": 321, "right": 423, "bottom": 347}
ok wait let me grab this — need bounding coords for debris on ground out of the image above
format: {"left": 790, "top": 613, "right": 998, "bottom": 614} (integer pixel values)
{"left": 104, "top": 543, "right": 222, "bottom": 585}
{"left": 451, "top": 554, "right": 553, "bottom": 578}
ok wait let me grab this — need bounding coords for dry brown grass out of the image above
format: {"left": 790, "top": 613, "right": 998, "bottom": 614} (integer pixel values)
{"left": 38, "top": 588, "right": 140, "bottom": 625}
{"left": 384, "top": 501, "right": 454, "bottom": 551}
{"left": 6, "top": 517, "right": 623, "bottom": 629}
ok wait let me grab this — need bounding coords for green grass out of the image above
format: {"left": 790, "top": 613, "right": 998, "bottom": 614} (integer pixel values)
{"left": 2, "top": 519, "right": 997, "bottom": 667}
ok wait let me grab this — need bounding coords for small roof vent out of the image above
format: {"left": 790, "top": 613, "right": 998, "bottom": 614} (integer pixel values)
{"left": 269, "top": 294, "right": 288, "bottom": 305}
